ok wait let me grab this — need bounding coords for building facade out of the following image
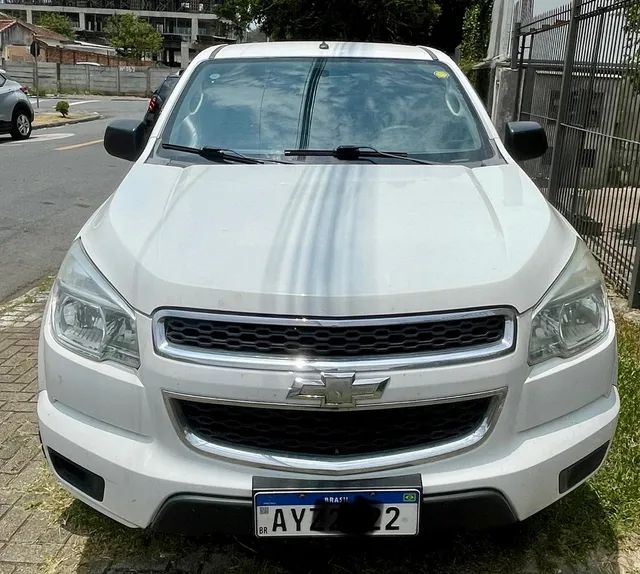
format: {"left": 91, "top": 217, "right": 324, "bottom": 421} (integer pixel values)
{"left": 0, "top": 1, "right": 233, "bottom": 65}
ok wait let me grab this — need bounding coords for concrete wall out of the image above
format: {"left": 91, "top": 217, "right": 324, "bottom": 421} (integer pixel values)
{"left": 490, "top": 66, "right": 519, "bottom": 138}
{"left": 2, "top": 61, "right": 171, "bottom": 96}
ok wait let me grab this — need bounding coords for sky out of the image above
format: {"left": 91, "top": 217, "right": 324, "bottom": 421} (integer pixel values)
{"left": 533, "top": 0, "right": 567, "bottom": 15}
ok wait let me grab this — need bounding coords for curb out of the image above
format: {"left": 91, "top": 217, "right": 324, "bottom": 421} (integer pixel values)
{"left": 32, "top": 113, "right": 103, "bottom": 131}
{"left": 0, "top": 276, "right": 53, "bottom": 314}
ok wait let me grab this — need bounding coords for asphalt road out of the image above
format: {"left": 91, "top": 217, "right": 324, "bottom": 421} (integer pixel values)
{"left": 0, "top": 97, "right": 148, "bottom": 302}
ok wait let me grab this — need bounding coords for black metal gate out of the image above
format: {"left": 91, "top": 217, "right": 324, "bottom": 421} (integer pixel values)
{"left": 515, "top": 0, "right": 640, "bottom": 304}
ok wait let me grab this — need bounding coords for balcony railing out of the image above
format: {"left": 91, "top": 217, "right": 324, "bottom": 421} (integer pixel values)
{"left": 1, "top": 1, "right": 223, "bottom": 13}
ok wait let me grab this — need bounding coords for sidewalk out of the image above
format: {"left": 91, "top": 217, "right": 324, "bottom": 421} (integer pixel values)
{"left": 0, "top": 287, "right": 258, "bottom": 573}
{"left": 0, "top": 287, "right": 60, "bottom": 574}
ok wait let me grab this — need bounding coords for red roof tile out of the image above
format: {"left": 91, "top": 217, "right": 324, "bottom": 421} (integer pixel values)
{"left": 0, "top": 15, "right": 69, "bottom": 42}
{"left": 0, "top": 20, "right": 16, "bottom": 34}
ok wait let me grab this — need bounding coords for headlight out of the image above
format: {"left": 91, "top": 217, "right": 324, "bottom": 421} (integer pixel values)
{"left": 50, "top": 240, "right": 139, "bottom": 368}
{"left": 528, "top": 240, "right": 609, "bottom": 365}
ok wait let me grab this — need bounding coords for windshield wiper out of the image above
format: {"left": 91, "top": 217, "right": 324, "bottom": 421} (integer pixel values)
{"left": 284, "top": 145, "right": 437, "bottom": 165}
{"left": 161, "top": 143, "right": 292, "bottom": 164}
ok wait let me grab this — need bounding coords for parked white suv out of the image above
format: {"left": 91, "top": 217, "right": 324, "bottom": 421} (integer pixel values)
{"left": 0, "top": 70, "right": 33, "bottom": 140}
{"left": 38, "top": 42, "right": 618, "bottom": 537}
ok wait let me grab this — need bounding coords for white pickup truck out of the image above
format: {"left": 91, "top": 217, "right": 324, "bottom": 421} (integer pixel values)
{"left": 37, "top": 41, "right": 618, "bottom": 538}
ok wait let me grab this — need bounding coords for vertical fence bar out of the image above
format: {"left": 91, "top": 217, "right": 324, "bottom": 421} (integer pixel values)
{"left": 548, "top": 0, "right": 582, "bottom": 204}
{"left": 514, "top": 29, "right": 527, "bottom": 119}
{"left": 569, "top": 9, "right": 606, "bottom": 224}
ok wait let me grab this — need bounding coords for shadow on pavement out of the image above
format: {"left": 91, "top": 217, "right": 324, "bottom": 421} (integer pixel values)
{"left": 56, "top": 482, "right": 620, "bottom": 574}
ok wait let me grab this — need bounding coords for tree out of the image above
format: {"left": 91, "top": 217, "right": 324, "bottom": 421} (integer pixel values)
{"left": 625, "top": 3, "right": 640, "bottom": 92}
{"left": 430, "top": 0, "right": 475, "bottom": 56}
{"left": 215, "top": 0, "right": 255, "bottom": 40}
{"left": 459, "top": 0, "right": 493, "bottom": 72}
{"left": 37, "top": 12, "right": 75, "bottom": 39}
{"left": 218, "top": 0, "right": 442, "bottom": 46}
{"left": 105, "top": 14, "right": 163, "bottom": 60}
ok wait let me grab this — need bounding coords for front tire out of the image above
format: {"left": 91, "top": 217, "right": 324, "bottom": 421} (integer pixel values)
{"left": 10, "top": 110, "right": 32, "bottom": 140}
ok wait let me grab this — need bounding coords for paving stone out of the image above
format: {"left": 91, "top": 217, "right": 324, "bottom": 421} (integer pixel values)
{"left": 1, "top": 444, "right": 39, "bottom": 475}
{"left": 0, "top": 507, "right": 29, "bottom": 542}
{"left": 0, "top": 423, "right": 22, "bottom": 446}
{"left": 0, "top": 442, "right": 22, "bottom": 462}
{"left": 1, "top": 543, "right": 62, "bottom": 563}
{"left": 4, "top": 413, "right": 37, "bottom": 427}
{"left": 2, "top": 405, "right": 36, "bottom": 414}
{"left": 0, "top": 490, "right": 19, "bottom": 506}
{"left": 11, "top": 565, "right": 41, "bottom": 574}
{"left": 0, "top": 356, "right": 31, "bottom": 369}
{"left": 7, "top": 462, "right": 42, "bottom": 493}
{"left": 0, "top": 386, "right": 28, "bottom": 394}
{"left": 0, "top": 506, "right": 10, "bottom": 521}
{"left": 35, "top": 523, "right": 70, "bottom": 546}
{"left": 11, "top": 513, "right": 53, "bottom": 544}
{"left": 0, "top": 347, "right": 23, "bottom": 361}
{"left": 17, "top": 384, "right": 36, "bottom": 395}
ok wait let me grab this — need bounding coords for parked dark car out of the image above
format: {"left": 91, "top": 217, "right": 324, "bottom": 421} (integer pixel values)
{"left": 144, "top": 72, "right": 181, "bottom": 132}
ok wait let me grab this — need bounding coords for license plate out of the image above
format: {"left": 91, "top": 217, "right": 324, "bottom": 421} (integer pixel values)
{"left": 254, "top": 488, "right": 421, "bottom": 537}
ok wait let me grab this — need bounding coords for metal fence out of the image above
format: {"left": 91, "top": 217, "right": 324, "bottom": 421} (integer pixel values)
{"left": 514, "top": 0, "right": 640, "bottom": 305}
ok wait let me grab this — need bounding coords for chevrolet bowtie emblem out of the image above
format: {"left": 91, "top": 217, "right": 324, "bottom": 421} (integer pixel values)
{"left": 287, "top": 372, "right": 389, "bottom": 408}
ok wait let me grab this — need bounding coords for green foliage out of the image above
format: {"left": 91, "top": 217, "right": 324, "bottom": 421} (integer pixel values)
{"left": 105, "top": 14, "right": 163, "bottom": 60}
{"left": 218, "top": 0, "right": 442, "bottom": 45}
{"left": 55, "top": 100, "right": 70, "bottom": 117}
{"left": 36, "top": 12, "right": 75, "bottom": 39}
{"left": 460, "top": 0, "right": 493, "bottom": 72}
{"left": 215, "top": 0, "right": 255, "bottom": 39}
{"left": 625, "top": 3, "right": 640, "bottom": 92}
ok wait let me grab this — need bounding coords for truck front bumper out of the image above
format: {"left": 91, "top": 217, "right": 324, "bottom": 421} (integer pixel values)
{"left": 38, "top": 385, "right": 618, "bottom": 532}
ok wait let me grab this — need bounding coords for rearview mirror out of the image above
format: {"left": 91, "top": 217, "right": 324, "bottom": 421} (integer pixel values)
{"left": 104, "top": 119, "right": 146, "bottom": 161}
{"left": 504, "top": 121, "right": 548, "bottom": 161}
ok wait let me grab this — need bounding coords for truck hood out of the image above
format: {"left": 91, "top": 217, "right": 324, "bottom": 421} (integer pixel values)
{"left": 82, "top": 163, "right": 575, "bottom": 316}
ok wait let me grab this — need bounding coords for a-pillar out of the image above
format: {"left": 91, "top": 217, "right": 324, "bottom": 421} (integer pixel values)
{"left": 26, "top": 9, "right": 33, "bottom": 24}
{"left": 79, "top": 11, "right": 86, "bottom": 30}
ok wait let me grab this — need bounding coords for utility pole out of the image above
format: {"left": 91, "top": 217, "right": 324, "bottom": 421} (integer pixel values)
{"left": 30, "top": 41, "right": 40, "bottom": 108}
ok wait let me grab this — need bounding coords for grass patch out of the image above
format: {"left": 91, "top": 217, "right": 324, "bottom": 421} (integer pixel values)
{"left": 28, "top": 317, "right": 640, "bottom": 573}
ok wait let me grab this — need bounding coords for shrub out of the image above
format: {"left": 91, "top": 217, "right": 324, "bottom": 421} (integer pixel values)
{"left": 55, "top": 100, "right": 70, "bottom": 118}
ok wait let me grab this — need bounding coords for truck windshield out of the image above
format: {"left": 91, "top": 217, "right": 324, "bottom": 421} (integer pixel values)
{"left": 160, "top": 57, "right": 495, "bottom": 164}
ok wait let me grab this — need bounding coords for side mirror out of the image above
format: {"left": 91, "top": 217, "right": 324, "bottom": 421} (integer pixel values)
{"left": 104, "top": 119, "right": 146, "bottom": 161}
{"left": 504, "top": 121, "right": 548, "bottom": 161}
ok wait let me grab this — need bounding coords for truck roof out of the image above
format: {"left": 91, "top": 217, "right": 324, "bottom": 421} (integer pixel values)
{"left": 202, "top": 41, "right": 440, "bottom": 62}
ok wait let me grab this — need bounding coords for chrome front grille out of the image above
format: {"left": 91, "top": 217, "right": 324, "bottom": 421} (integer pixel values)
{"left": 165, "top": 389, "right": 507, "bottom": 474}
{"left": 164, "top": 314, "right": 505, "bottom": 357}
{"left": 153, "top": 308, "right": 516, "bottom": 371}
{"left": 173, "top": 396, "right": 492, "bottom": 457}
